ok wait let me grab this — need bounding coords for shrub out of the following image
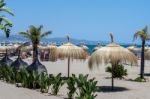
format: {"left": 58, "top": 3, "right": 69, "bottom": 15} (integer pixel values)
{"left": 134, "top": 77, "right": 147, "bottom": 82}
{"left": 75, "top": 74, "right": 97, "bottom": 99}
{"left": 51, "top": 73, "right": 64, "bottom": 95}
{"left": 18, "top": 68, "right": 30, "bottom": 87}
{"left": 106, "top": 64, "right": 127, "bottom": 79}
{"left": 0, "top": 65, "right": 98, "bottom": 99}
{"left": 0, "top": 65, "right": 15, "bottom": 83}
{"left": 66, "top": 74, "right": 76, "bottom": 99}
{"left": 39, "top": 72, "right": 50, "bottom": 93}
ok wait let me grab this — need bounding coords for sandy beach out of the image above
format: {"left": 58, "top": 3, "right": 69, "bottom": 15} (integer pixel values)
{"left": 0, "top": 58, "right": 150, "bottom": 99}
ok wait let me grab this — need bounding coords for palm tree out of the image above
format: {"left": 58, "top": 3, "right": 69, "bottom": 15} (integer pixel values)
{"left": 134, "top": 26, "right": 150, "bottom": 79}
{"left": 19, "top": 25, "right": 52, "bottom": 60}
{"left": 0, "top": 0, "right": 14, "bottom": 38}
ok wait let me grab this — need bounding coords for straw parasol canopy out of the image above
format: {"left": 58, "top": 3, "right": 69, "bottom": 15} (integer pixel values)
{"left": 47, "top": 44, "right": 57, "bottom": 61}
{"left": 80, "top": 43, "right": 89, "bottom": 57}
{"left": 38, "top": 45, "right": 47, "bottom": 50}
{"left": 145, "top": 48, "right": 150, "bottom": 60}
{"left": 0, "top": 45, "right": 13, "bottom": 54}
{"left": 13, "top": 43, "right": 20, "bottom": 50}
{"left": 80, "top": 42, "right": 89, "bottom": 50}
{"left": 88, "top": 33, "right": 138, "bottom": 90}
{"left": 22, "top": 45, "right": 33, "bottom": 51}
{"left": 128, "top": 45, "right": 149, "bottom": 52}
{"left": 92, "top": 43, "right": 102, "bottom": 52}
{"left": 57, "top": 35, "right": 87, "bottom": 77}
{"left": 127, "top": 45, "right": 137, "bottom": 51}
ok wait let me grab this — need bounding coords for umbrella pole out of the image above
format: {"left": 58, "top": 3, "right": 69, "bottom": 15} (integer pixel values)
{"left": 68, "top": 57, "right": 70, "bottom": 78}
{"left": 111, "top": 64, "right": 114, "bottom": 90}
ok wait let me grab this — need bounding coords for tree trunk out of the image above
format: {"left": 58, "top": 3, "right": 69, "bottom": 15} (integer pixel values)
{"left": 33, "top": 44, "right": 38, "bottom": 61}
{"left": 140, "top": 40, "right": 145, "bottom": 79}
{"left": 111, "top": 64, "right": 114, "bottom": 90}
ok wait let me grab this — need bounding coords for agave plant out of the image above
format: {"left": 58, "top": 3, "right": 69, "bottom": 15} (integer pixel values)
{"left": 16, "top": 68, "right": 30, "bottom": 88}
{"left": 19, "top": 70, "right": 41, "bottom": 89}
{"left": 66, "top": 74, "right": 77, "bottom": 99}
{"left": 75, "top": 74, "right": 97, "bottom": 99}
{"left": 51, "top": 73, "right": 64, "bottom": 95}
{"left": 0, "top": 65, "right": 12, "bottom": 82}
{"left": 29, "top": 71, "right": 40, "bottom": 89}
{"left": 39, "top": 72, "right": 50, "bottom": 93}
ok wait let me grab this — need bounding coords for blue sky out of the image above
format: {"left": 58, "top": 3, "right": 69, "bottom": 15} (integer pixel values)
{"left": 3, "top": 0, "right": 150, "bottom": 44}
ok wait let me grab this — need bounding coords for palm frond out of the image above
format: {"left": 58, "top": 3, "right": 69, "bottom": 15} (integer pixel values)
{"left": 38, "top": 25, "right": 43, "bottom": 32}
{"left": 40, "top": 31, "right": 52, "bottom": 38}
{"left": 0, "top": 24, "right": 4, "bottom": 29}
{"left": 29, "top": 25, "right": 36, "bottom": 33}
{"left": 19, "top": 25, "right": 51, "bottom": 45}
{"left": 0, "top": 16, "right": 12, "bottom": 25}
{"left": 133, "top": 31, "right": 144, "bottom": 41}
{"left": 0, "top": 0, "right": 5, "bottom": 8}
{"left": 19, "top": 32, "right": 31, "bottom": 39}
{"left": 0, "top": 7, "right": 14, "bottom": 16}
{"left": 142, "top": 25, "right": 148, "bottom": 34}
{"left": 145, "top": 34, "right": 150, "bottom": 40}
{"left": 134, "top": 26, "right": 150, "bottom": 41}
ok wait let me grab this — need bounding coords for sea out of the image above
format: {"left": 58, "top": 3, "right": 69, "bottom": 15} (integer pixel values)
{"left": 81, "top": 44, "right": 142, "bottom": 55}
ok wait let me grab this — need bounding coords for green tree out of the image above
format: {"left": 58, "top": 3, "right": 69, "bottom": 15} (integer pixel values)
{"left": 19, "top": 25, "right": 52, "bottom": 60}
{"left": 0, "top": 0, "right": 14, "bottom": 38}
{"left": 134, "top": 26, "right": 150, "bottom": 79}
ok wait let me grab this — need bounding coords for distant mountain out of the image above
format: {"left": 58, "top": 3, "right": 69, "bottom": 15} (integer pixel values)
{"left": 42, "top": 37, "right": 109, "bottom": 45}
{"left": 0, "top": 35, "right": 144, "bottom": 46}
{"left": 2, "top": 35, "right": 142, "bottom": 46}
{"left": 0, "top": 35, "right": 109, "bottom": 45}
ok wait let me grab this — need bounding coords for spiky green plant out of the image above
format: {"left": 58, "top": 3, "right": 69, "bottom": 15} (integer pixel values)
{"left": 39, "top": 72, "right": 50, "bottom": 93}
{"left": 17, "top": 68, "right": 29, "bottom": 88}
{"left": 75, "top": 74, "right": 97, "bottom": 99}
{"left": 29, "top": 71, "right": 40, "bottom": 89}
{"left": 0, "top": 65, "right": 11, "bottom": 82}
{"left": 66, "top": 74, "right": 77, "bottom": 99}
{"left": 51, "top": 73, "right": 64, "bottom": 95}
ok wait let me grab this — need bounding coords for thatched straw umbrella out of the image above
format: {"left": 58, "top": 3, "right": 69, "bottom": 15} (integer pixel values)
{"left": 145, "top": 47, "right": 150, "bottom": 60}
{"left": 57, "top": 36, "right": 87, "bottom": 77}
{"left": 128, "top": 45, "right": 149, "bottom": 52}
{"left": 127, "top": 45, "right": 137, "bottom": 51}
{"left": 47, "top": 44, "right": 57, "bottom": 61}
{"left": 128, "top": 45, "right": 149, "bottom": 58}
{"left": 12, "top": 43, "right": 20, "bottom": 51}
{"left": 0, "top": 45, "right": 12, "bottom": 54}
{"left": 80, "top": 42, "right": 89, "bottom": 51}
{"left": 22, "top": 45, "right": 33, "bottom": 52}
{"left": 88, "top": 33, "right": 137, "bottom": 90}
{"left": 92, "top": 43, "right": 102, "bottom": 52}
{"left": 127, "top": 45, "right": 141, "bottom": 57}
{"left": 80, "top": 42, "right": 89, "bottom": 56}
{"left": 38, "top": 45, "right": 47, "bottom": 50}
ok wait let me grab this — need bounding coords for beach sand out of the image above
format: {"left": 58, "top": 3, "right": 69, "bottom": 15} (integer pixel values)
{"left": 1, "top": 58, "right": 150, "bottom": 99}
